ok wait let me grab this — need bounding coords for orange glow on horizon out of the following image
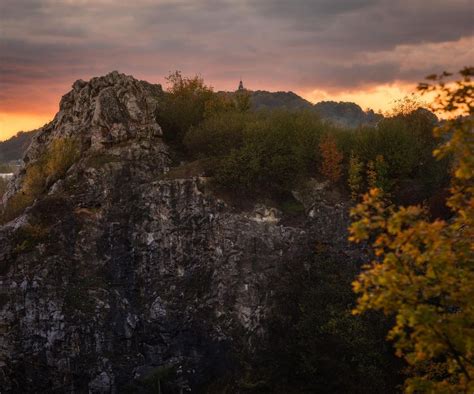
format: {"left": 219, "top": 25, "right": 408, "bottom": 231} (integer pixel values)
{"left": 300, "top": 83, "right": 418, "bottom": 114}
{"left": 0, "top": 112, "right": 54, "bottom": 141}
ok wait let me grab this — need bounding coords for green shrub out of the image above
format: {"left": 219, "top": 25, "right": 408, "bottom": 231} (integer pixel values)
{"left": 213, "top": 129, "right": 303, "bottom": 196}
{"left": 184, "top": 112, "right": 249, "bottom": 158}
{"left": 208, "top": 110, "right": 324, "bottom": 197}
{"left": 349, "top": 113, "right": 438, "bottom": 180}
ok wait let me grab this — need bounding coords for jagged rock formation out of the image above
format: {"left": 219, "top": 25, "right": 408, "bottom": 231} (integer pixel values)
{"left": 0, "top": 72, "right": 354, "bottom": 392}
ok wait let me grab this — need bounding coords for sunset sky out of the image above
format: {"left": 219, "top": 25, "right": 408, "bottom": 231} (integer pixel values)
{"left": 1, "top": 0, "right": 473, "bottom": 140}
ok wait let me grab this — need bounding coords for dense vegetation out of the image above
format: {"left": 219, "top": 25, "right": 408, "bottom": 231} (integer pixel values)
{"left": 158, "top": 72, "right": 450, "bottom": 212}
{"left": 222, "top": 255, "right": 404, "bottom": 393}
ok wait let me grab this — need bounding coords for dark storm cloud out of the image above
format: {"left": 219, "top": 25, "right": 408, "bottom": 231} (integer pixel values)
{"left": 250, "top": 0, "right": 473, "bottom": 48}
{"left": 297, "top": 62, "right": 403, "bottom": 89}
{"left": 0, "top": 0, "right": 473, "bottom": 112}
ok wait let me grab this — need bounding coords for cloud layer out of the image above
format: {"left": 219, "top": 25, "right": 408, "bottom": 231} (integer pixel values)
{"left": 0, "top": 0, "right": 473, "bottom": 137}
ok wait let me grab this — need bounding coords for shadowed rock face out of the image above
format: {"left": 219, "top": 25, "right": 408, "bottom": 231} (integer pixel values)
{"left": 0, "top": 72, "right": 354, "bottom": 392}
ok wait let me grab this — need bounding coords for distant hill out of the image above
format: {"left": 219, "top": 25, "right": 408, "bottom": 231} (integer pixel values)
{"left": 0, "top": 130, "right": 38, "bottom": 163}
{"left": 246, "top": 90, "right": 382, "bottom": 127}
{"left": 313, "top": 100, "right": 382, "bottom": 127}
{"left": 250, "top": 90, "right": 313, "bottom": 111}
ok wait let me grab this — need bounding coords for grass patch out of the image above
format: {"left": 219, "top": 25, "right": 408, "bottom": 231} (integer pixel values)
{"left": 161, "top": 159, "right": 209, "bottom": 180}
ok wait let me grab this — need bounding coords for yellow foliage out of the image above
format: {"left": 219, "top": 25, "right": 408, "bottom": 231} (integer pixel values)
{"left": 23, "top": 163, "right": 45, "bottom": 197}
{"left": 23, "top": 137, "right": 80, "bottom": 197}
{"left": 44, "top": 138, "right": 81, "bottom": 180}
{"left": 349, "top": 68, "right": 474, "bottom": 393}
{"left": 1, "top": 137, "right": 80, "bottom": 223}
{"left": 0, "top": 192, "right": 35, "bottom": 223}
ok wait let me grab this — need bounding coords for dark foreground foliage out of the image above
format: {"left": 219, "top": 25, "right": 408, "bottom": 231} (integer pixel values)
{"left": 203, "top": 253, "right": 404, "bottom": 393}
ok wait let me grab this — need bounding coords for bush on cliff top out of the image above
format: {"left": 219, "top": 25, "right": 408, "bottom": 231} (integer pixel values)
{"left": 208, "top": 110, "right": 327, "bottom": 196}
{"left": 157, "top": 71, "right": 215, "bottom": 145}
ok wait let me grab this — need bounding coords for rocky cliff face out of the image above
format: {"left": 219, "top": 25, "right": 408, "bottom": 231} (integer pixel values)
{"left": 0, "top": 72, "right": 354, "bottom": 392}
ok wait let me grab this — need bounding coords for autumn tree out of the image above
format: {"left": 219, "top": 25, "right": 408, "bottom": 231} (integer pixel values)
{"left": 386, "top": 94, "right": 427, "bottom": 117}
{"left": 319, "top": 134, "right": 343, "bottom": 183}
{"left": 203, "top": 93, "right": 236, "bottom": 118}
{"left": 349, "top": 68, "right": 474, "bottom": 392}
{"left": 157, "top": 71, "right": 215, "bottom": 145}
